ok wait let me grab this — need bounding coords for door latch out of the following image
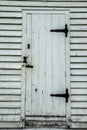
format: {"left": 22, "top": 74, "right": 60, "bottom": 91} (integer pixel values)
{"left": 28, "top": 44, "right": 30, "bottom": 49}
{"left": 23, "top": 56, "right": 28, "bottom": 63}
{"left": 23, "top": 56, "right": 33, "bottom": 68}
{"left": 50, "top": 24, "right": 68, "bottom": 37}
{"left": 50, "top": 88, "right": 69, "bottom": 103}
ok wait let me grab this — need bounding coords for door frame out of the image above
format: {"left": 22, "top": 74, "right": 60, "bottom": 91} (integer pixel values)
{"left": 22, "top": 8, "right": 71, "bottom": 128}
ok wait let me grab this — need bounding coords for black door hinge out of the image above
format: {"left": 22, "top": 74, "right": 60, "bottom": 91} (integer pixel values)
{"left": 50, "top": 24, "right": 68, "bottom": 37}
{"left": 50, "top": 88, "right": 69, "bottom": 103}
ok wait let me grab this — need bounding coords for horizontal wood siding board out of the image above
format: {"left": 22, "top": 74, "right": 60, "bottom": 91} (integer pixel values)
{"left": 0, "top": 50, "right": 21, "bottom": 56}
{"left": 0, "top": 63, "right": 21, "bottom": 69}
{"left": 70, "top": 32, "right": 87, "bottom": 38}
{"left": 70, "top": 26, "right": 87, "bottom": 31}
{"left": 71, "top": 89, "right": 87, "bottom": 95}
{"left": 0, "top": 82, "right": 21, "bottom": 88}
{"left": 71, "top": 38, "right": 87, "bottom": 44}
{"left": 71, "top": 82, "right": 87, "bottom": 88}
{"left": 0, "top": 122, "right": 23, "bottom": 128}
{"left": 71, "top": 96, "right": 87, "bottom": 102}
{"left": 0, "top": 25, "right": 22, "bottom": 31}
{"left": 0, "top": 12, "right": 22, "bottom": 18}
{"left": 0, "top": 37, "right": 22, "bottom": 43}
{"left": 71, "top": 102, "right": 87, "bottom": 108}
{"left": 0, "top": 1, "right": 87, "bottom": 7}
{"left": 0, "top": 108, "right": 20, "bottom": 115}
{"left": 71, "top": 69, "right": 87, "bottom": 75}
{"left": 0, "top": 89, "right": 21, "bottom": 95}
{"left": 0, "top": 18, "right": 22, "bottom": 24}
{"left": 72, "top": 109, "right": 87, "bottom": 115}
{"left": 0, "top": 115, "right": 20, "bottom": 121}
{"left": 70, "top": 20, "right": 87, "bottom": 25}
{"left": 72, "top": 116, "right": 87, "bottom": 122}
{"left": 0, "top": 69, "right": 21, "bottom": 75}
{"left": 0, "top": 49, "right": 21, "bottom": 56}
{"left": 71, "top": 57, "right": 87, "bottom": 63}
{"left": 71, "top": 76, "right": 87, "bottom": 82}
{"left": 0, "top": 75, "right": 21, "bottom": 82}
{"left": 71, "top": 51, "right": 87, "bottom": 56}
{"left": 0, "top": 31, "right": 22, "bottom": 37}
{"left": 0, "top": 6, "right": 21, "bottom": 11}
{"left": 71, "top": 44, "right": 87, "bottom": 49}
{"left": 0, "top": 102, "right": 20, "bottom": 108}
{"left": 0, "top": 95, "right": 21, "bottom": 102}
{"left": 48, "top": 0, "right": 87, "bottom": 1}
{"left": 0, "top": 6, "right": 87, "bottom": 12}
{"left": 70, "top": 13, "right": 87, "bottom": 19}
{"left": 71, "top": 64, "right": 87, "bottom": 69}
{"left": 0, "top": 6, "right": 86, "bottom": 12}
{"left": 0, "top": 44, "right": 21, "bottom": 50}
{"left": 72, "top": 122, "right": 87, "bottom": 128}
{"left": 0, "top": 56, "right": 21, "bottom": 62}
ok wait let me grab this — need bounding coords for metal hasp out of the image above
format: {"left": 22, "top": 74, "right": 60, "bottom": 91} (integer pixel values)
{"left": 50, "top": 24, "right": 68, "bottom": 37}
{"left": 50, "top": 88, "right": 69, "bottom": 102}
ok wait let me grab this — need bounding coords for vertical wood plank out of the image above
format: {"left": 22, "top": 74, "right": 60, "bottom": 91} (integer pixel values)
{"left": 31, "top": 14, "right": 39, "bottom": 115}
{"left": 45, "top": 14, "right": 53, "bottom": 115}
{"left": 26, "top": 14, "right": 32, "bottom": 115}
{"left": 38, "top": 14, "right": 46, "bottom": 115}
{"left": 52, "top": 14, "right": 65, "bottom": 116}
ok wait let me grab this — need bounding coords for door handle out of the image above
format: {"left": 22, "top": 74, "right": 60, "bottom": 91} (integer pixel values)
{"left": 26, "top": 64, "right": 33, "bottom": 68}
{"left": 50, "top": 88, "right": 69, "bottom": 103}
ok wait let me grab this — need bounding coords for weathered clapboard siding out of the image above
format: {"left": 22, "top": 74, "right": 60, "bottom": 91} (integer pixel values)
{"left": 0, "top": 0, "right": 87, "bottom": 129}
{"left": 0, "top": 1, "right": 23, "bottom": 128}
{"left": 69, "top": 3, "right": 87, "bottom": 128}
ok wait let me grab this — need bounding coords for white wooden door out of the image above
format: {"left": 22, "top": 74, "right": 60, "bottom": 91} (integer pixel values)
{"left": 25, "top": 10, "right": 70, "bottom": 117}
